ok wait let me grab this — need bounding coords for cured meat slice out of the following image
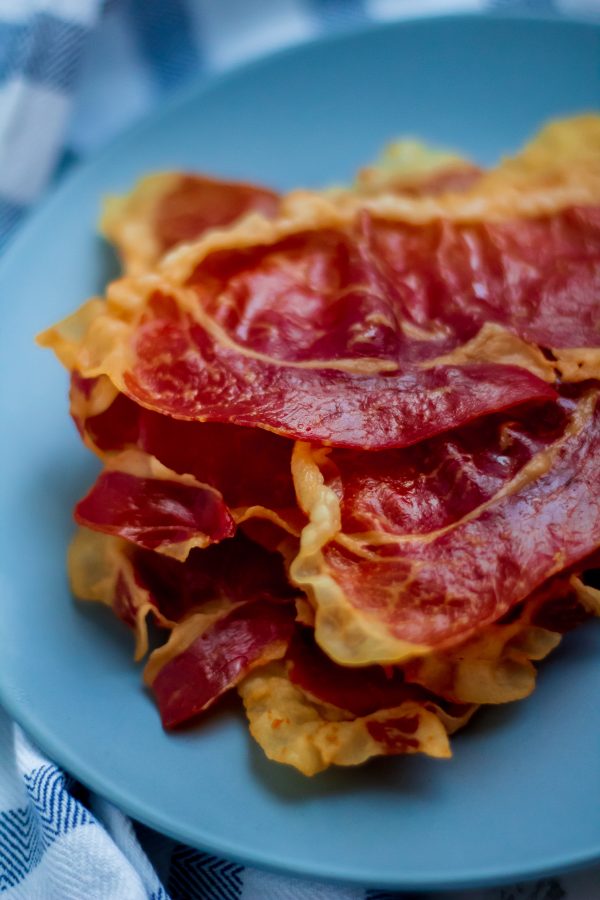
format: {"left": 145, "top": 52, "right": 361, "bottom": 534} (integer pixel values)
{"left": 157, "top": 115, "right": 600, "bottom": 383}
{"left": 74, "top": 467, "right": 236, "bottom": 559}
{"left": 238, "top": 660, "right": 474, "bottom": 775}
{"left": 365, "top": 206, "right": 600, "bottom": 364}
{"left": 101, "top": 173, "right": 279, "bottom": 273}
{"left": 123, "top": 291, "right": 553, "bottom": 449}
{"left": 138, "top": 532, "right": 299, "bottom": 726}
{"left": 127, "top": 527, "right": 301, "bottom": 622}
{"left": 159, "top": 116, "right": 600, "bottom": 291}
{"left": 145, "top": 600, "right": 296, "bottom": 728}
{"left": 69, "top": 374, "right": 302, "bottom": 550}
{"left": 170, "top": 202, "right": 599, "bottom": 382}
{"left": 285, "top": 626, "right": 469, "bottom": 718}
{"left": 291, "top": 389, "right": 600, "bottom": 665}
{"left": 179, "top": 222, "right": 557, "bottom": 373}
{"left": 41, "top": 288, "right": 555, "bottom": 451}
{"left": 69, "top": 526, "right": 299, "bottom": 651}
{"left": 70, "top": 373, "right": 299, "bottom": 524}
{"left": 242, "top": 569, "right": 600, "bottom": 775}
{"left": 290, "top": 570, "right": 600, "bottom": 709}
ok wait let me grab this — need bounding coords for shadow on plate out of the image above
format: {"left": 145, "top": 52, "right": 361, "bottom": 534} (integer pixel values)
{"left": 75, "top": 601, "right": 139, "bottom": 671}
{"left": 247, "top": 733, "right": 448, "bottom": 803}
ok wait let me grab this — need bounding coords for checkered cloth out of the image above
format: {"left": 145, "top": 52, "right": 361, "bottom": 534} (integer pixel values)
{"left": 1, "top": 1, "right": 599, "bottom": 897}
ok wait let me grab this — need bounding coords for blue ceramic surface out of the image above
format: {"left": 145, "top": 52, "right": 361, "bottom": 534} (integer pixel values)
{"left": 1, "top": 14, "right": 599, "bottom": 891}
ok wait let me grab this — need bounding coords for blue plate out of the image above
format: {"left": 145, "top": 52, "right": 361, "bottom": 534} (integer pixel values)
{"left": 1, "top": 13, "right": 599, "bottom": 891}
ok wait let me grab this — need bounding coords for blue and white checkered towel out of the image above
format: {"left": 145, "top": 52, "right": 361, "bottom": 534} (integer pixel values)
{"left": 1, "top": 1, "right": 600, "bottom": 897}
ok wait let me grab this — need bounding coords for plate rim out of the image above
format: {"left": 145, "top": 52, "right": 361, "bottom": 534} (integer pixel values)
{"left": 1, "top": 10, "right": 600, "bottom": 891}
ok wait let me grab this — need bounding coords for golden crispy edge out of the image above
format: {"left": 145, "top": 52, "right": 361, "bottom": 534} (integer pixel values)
{"left": 238, "top": 662, "right": 454, "bottom": 775}
{"left": 68, "top": 526, "right": 172, "bottom": 660}
{"left": 100, "top": 173, "right": 181, "bottom": 275}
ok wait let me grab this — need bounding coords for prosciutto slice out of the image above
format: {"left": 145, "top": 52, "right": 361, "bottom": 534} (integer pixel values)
{"left": 42, "top": 286, "right": 555, "bottom": 451}
{"left": 101, "top": 172, "right": 279, "bottom": 273}
{"left": 74, "top": 468, "right": 236, "bottom": 558}
{"left": 69, "top": 373, "right": 302, "bottom": 551}
{"left": 70, "top": 373, "right": 298, "bottom": 518}
{"left": 291, "top": 389, "right": 600, "bottom": 664}
{"left": 146, "top": 600, "right": 296, "bottom": 728}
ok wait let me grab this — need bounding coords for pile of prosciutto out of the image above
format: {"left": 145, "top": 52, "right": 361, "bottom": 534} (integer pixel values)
{"left": 40, "top": 116, "right": 600, "bottom": 775}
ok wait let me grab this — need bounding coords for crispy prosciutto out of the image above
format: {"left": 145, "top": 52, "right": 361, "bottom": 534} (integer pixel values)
{"left": 179, "top": 206, "right": 600, "bottom": 368}
{"left": 101, "top": 172, "right": 280, "bottom": 273}
{"left": 91, "top": 195, "right": 600, "bottom": 448}
{"left": 124, "top": 290, "right": 555, "bottom": 449}
{"left": 286, "top": 626, "right": 465, "bottom": 717}
{"left": 402, "top": 572, "right": 600, "bottom": 704}
{"left": 146, "top": 600, "right": 296, "bottom": 728}
{"left": 70, "top": 373, "right": 298, "bottom": 520}
{"left": 239, "top": 661, "right": 460, "bottom": 775}
{"left": 44, "top": 287, "right": 556, "bottom": 451}
{"left": 132, "top": 529, "right": 301, "bottom": 622}
{"left": 240, "top": 616, "right": 473, "bottom": 778}
{"left": 40, "top": 115, "right": 600, "bottom": 774}
{"left": 69, "top": 373, "right": 302, "bottom": 548}
{"left": 354, "top": 138, "right": 482, "bottom": 196}
{"left": 41, "top": 144, "right": 600, "bottom": 448}
{"left": 70, "top": 528, "right": 299, "bottom": 717}
{"left": 67, "top": 527, "right": 174, "bottom": 659}
{"left": 153, "top": 176, "right": 279, "bottom": 255}
{"left": 291, "top": 389, "right": 600, "bottom": 664}
{"left": 74, "top": 469, "right": 236, "bottom": 558}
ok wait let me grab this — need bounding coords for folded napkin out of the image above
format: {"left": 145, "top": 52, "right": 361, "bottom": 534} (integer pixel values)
{"left": 1, "top": 1, "right": 599, "bottom": 898}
